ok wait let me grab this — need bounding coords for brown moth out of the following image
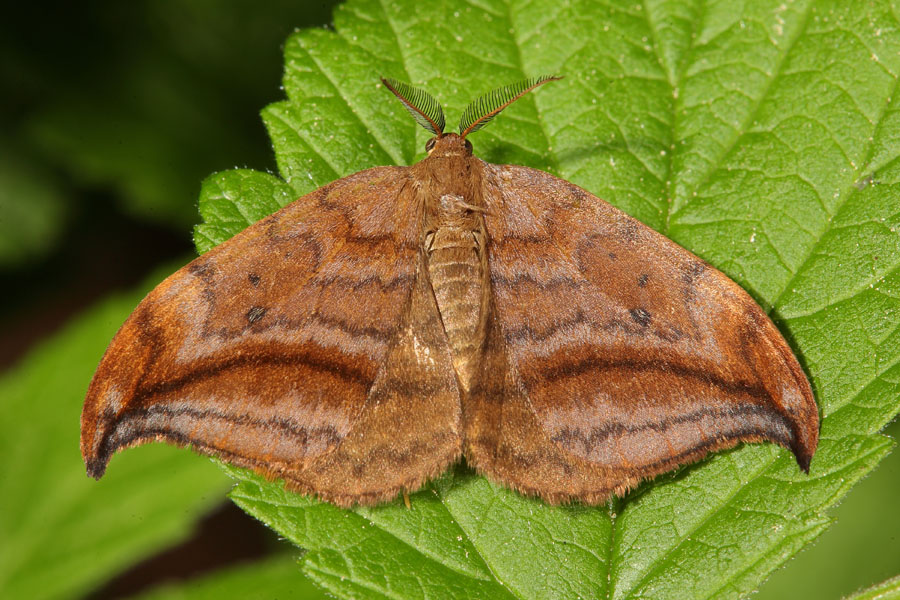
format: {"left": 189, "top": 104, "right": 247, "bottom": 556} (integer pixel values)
{"left": 81, "top": 76, "right": 819, "bottom": 507}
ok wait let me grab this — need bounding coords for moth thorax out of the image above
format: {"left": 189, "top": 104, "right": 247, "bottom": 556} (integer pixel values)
{"left": 425, "top": 194, "right": 488, "bottom": 393}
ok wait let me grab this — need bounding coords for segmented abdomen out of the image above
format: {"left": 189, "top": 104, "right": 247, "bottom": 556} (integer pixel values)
{"left": 427, "top": 226, "right": 484, "bottom": 392}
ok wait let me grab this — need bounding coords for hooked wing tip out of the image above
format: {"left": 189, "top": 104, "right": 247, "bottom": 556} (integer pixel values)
{"left": 792, "top": 394, "right": 819, "bottom": 475}
{"left": 793, "top": 444, "right": 813, "bottom": 474}
{"left": 81, "top": 414, "right": 112, "bottom": 480}
{"left": 85, "top": 455, "right": 108, "bottom": 480}
{"left": 788, "top": 420, "right": 816, "bottom": 474}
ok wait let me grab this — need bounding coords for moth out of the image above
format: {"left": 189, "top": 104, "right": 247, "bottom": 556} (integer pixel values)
{"left": 81, "top": 76, "right": 819, "bottom": 507}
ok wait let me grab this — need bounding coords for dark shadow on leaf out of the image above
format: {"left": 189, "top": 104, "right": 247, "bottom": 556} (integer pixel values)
{"left": 555, "top": 137, "right": 669, "bottom": 168}
{"left": 769, "top": 308, "right": 824, "bottom": 425}
{"left": 478, "top": 144, "right": 546, "bottom": 169}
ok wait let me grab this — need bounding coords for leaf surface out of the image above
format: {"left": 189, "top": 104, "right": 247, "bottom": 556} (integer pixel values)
{"left": 844, "top": 574, "right": 900, "bottom": 600}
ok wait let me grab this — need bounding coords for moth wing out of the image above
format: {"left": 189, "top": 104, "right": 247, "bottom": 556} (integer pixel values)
{"left": 465, "top": 164, "right": 818, "bottom": 503}
{"left": 285, "top": 249, "right": 463, "bottom": 506}
{"left": 81, "top": 166, "right": 462, "bottom": 506}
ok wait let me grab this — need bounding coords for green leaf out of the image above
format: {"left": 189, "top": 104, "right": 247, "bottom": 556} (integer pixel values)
{"left": 194, "top": 169, "right": 296, "bottom": 253}
{"left": 844, "top": 574, "right": 900, "bottom": 600}
{"left": 193, "top": 0, "right": 900, "bottom": 598}
{"left": 19, "top": 0, "right": 337, "bottom": 228}
{"left": 0, "top": 264, "right": 230, "bottom": 600}
{"left": 131, "top": 554, "right": 329, "bottom": 600}
{"left": 0, "top": 141, "right": 67, "bottom": 267}
{"left": 755, "top": 420, "right": 900, "bottom": 598}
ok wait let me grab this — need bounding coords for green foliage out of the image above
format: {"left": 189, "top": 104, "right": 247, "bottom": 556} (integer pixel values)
{"left": 131, "top": 554, "right": 327, "bottom": 600}
{"left": 6, "top": 0, "right": 336, "bottom": 229}
{"left": 758, "top": 422, "right": 900, "bottom": 598}
{"left": 193, "top": 0, "right": 900, "bottom": 598}
{"left": 0, "top": 143, "right": 67, "bottom": 267}
{"left": 844, "top": 574, "right": 900, "bottom": 600}
{"left": 0, "top": 265, "right": 230, "bottom": 600}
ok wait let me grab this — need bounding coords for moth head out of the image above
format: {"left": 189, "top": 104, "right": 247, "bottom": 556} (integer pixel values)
{"left": 381, "top": 75, "right": 562, "bottom": 155}
{"left": 426, "top": 133, "right": 473, "bottom": 157}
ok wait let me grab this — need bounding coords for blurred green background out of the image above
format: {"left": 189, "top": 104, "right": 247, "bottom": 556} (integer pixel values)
{"left": 1, "top": 1, "right": 897, "bottom": 599}
{"left": 1, "top": 0, "right": 340, "bottom": 359}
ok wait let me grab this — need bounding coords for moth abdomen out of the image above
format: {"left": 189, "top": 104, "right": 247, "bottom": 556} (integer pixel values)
{"left": 425, "top": 194, "right": 489, "bottom": 392}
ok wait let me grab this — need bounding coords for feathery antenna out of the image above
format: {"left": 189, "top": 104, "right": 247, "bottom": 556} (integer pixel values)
{"left": 381, "top": 77, "right": 446, "bottom": 136}
{"left": 458, "top": 75, "right": 561, "bottom": 138}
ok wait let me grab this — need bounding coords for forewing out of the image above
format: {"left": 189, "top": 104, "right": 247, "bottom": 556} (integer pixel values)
{"left": 82, "top": 166, "right": 462, "bottom": 505}
{"left": 288, "top": 251, "right": 463, "bottom": 506}
{"left": 466, "top": 164, "right": 818, "bottom": 503}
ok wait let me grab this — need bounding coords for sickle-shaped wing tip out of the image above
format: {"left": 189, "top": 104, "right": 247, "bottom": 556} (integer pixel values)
{"left": 81, "top": 391, "right": 104, "bottom": 478}
{"left": 790, "top": 403, "right": 817, "bottom": 474}
{"left": 771, "top": 330, "right": 819, "bottom": 474}
{"left": 85, "top": 455, "right": 108, "bottom": 480}
{"left": 796, "top": 451, "right": 812, "bottom": 474}
{"left": 80, "top": 301, "right": 155, "bottom": 481}
{"left": 81, "top": 391, "right": 115, "bottom": 480}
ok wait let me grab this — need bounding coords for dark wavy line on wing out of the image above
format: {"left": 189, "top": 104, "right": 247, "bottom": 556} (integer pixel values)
{"left": 549, "top": 403, "right": 792, "bottom": 451}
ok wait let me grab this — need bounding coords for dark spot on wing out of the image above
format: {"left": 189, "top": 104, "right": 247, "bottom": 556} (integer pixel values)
{"left": 682, "top": 261, "right": 707, "bottom": 284}
{"left": 247, "top": 306, "right": 268, "bottom": 324}
{"left": 629, "top": 307, "right": 651, "bottom": 327}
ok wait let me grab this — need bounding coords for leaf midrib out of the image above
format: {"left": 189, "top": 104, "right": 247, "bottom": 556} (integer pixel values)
{"left": 772, "top": 73, "right": 900, "bottom": 316}
{"left": 667, "top": 2, "right": 816, "bottom": 230}
{"left": 608, "top": 3, "right": 822, "bottom": 598}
